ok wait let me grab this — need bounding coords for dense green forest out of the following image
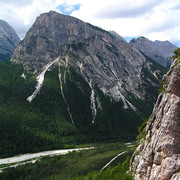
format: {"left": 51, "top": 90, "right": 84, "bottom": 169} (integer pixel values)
{"left": 0, "top": 58, "right": 163, "bottom": 157}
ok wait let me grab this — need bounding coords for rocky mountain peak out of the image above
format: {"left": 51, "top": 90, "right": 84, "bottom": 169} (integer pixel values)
{"left": 130, "top": 36, "right": 177, "bottom": 68}
{"left": 12, "top": 10, "right": 153, "bottom": 103}
{"left": 130, "top": 56, "right": 180, "bottom": 179}
{"left": 12, "top": 11, "right": 125, "bottom": 69}
{"left": 0, "top": 19, "right": 20, "bottom": 61}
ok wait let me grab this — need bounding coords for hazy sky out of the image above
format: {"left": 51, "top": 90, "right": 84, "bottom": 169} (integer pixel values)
{"left": 0, "top": 0, "right": 179, "bottom": 46}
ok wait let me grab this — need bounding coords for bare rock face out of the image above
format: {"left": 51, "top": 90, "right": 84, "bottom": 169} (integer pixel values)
{"left": 130, "top": 37, "right": 177, "bottom": 68}
{"left": 109, "top": 30, "right": 126, "bottom": 42}
{"left": 130, "top": 58, "right": 180, "bottom": 180}
{"left": 0, "top": 20, "right": 20, "bottom": 61}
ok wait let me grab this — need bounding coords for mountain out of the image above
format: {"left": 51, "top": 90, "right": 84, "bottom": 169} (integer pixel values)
{"left": 12, "top": 11, "right": 165, "bottom": 103}
{"left": 109, "top": 30, "right": 126, "bottom": 42}
{"left": 130, "top": 51, "right": 180, "bottom": 179}
{"left": 129, "top": 36, "right": 177, "bottom": 68}
{"left": 0, "top": 20, "right": 20, "bottom": 61}
{"left": 0, "top": 11, "right": 167, "bottom": 157}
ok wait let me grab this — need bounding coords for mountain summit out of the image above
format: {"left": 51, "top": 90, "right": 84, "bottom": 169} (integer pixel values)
{"left": 0, "top": 20, "right": 20, "bottom": 61}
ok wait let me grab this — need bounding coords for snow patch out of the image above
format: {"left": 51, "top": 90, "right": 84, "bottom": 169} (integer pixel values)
{"left": 21, "top": 73, "right": 26, "bottom": 79}
{"left": 27, "top": 58, "right": 59, "bottom": 102}
{"left": 101, "top": 151, "right": 127, "bottom": 170}
{"left": 152, "top": 71, "right": 158, "bottom": 79}
{"left": 78, "top": 63, "right": 97, "bottom": 124}
{"left": 63, "top": 55, "right": 69, "bottom": 84}
{"left": 96, "top": 95, "right": 102, "bottom": 110}
{"left": 89, "top": 80, "right": 97, "bottom": 124}
{"left": 58, "top": 62, "right": 74, "bottom": 124}
{"left": 133, "top": 91, "right": 141, "bottom": 99}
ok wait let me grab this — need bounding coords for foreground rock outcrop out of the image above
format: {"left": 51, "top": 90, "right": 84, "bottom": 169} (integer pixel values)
{"left": 130, "top": 56, "right": 180, "bottom": 179}
{"left": 0, "top": 20, "right": 20, "bottom": 61}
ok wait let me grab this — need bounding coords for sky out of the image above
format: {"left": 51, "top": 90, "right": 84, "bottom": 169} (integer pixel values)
{"left": 0, "top": 0, "right": 180, "bottom": 46}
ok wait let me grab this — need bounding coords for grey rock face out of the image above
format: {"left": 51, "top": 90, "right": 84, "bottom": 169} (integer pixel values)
{"left": 130, "top": 36, "right": 177, "bottom": 68}
{"left": 0, "top": 20, "right": 20, "bottom": 61}
{"left": 109, "top": 31, "right": 126, "bottom": 42}
{"left": 130, "top": 58, "right": 180, "bottom": 180}
{"left": 11, "top": 11, "right": 162, "bottom": 107}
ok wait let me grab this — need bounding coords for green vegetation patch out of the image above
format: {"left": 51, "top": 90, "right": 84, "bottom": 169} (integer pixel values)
{"left": 71, "top": 156, "right": 133, "bottom": 180}
{"left": 172, "top": 48, "right": 180, "bottom": 60}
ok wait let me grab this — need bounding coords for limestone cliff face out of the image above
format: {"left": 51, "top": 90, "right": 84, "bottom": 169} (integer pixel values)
{"left": 0, "top": 20, "right": 20, "bottom": 61}
{"left": 130, "top": 58, "right": 180, "bottom": 180}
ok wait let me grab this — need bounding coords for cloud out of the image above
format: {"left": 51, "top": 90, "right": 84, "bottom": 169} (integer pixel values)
{"left": 1, "top": 0, "right": 34, "bottom": 7}
{"left": 94, "top": 0, "right": 162, "bottom": 18}
{"left": 0, "top": 0, "right": 179, "bottom": 46}
{"left": 71, "top": 0, "right": 180, "bottom": 44}
{"left": 171, "top": 3, "right": 180, "bottom": 10}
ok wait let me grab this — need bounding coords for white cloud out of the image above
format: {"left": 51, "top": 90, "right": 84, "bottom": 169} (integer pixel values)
{"left": 71, "top": 0, "right": 180, "bottom": 44}
{"left": 94, "top": 0, "right": 161, "bottom": 18}
{"left": 0, "top": 0, "right": 179, "bottom": 45}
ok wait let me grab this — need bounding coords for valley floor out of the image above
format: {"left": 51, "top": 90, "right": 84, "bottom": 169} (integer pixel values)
{"left": 0, "top": 142, "right": 134, "bottom": 180}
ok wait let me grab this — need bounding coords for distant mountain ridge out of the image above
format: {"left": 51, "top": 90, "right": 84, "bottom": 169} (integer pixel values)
{"left": 0, "top": 20, "right": 20, "bottom": 61}
{"left": 129, "top": 36, "right": 177, "bottom": 68}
